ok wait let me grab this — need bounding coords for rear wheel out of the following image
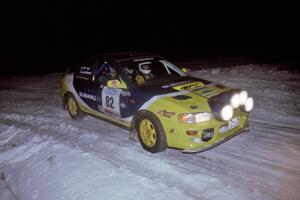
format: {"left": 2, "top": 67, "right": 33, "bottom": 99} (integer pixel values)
{"left": 136, "top": 111, "right": 167, "bottom": 153}
{"left": 66, "top": 94, "right": 82, "bottom": 119}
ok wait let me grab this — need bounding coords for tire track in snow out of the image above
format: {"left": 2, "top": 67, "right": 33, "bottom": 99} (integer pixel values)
{"left": 0, "top": 111, "right": 257, "bottom": 200}
{"left": 1, "top": 66, "right": 300, "bottom": 200}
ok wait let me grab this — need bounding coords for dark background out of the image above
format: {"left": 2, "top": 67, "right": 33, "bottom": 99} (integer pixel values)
{"left": 1, "top": 1, "right": 299, "bottom": 75}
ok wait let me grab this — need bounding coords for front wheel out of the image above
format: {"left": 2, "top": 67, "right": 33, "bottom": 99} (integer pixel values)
{"left": 136, "top": 111, "right": 167, "bottom": 153}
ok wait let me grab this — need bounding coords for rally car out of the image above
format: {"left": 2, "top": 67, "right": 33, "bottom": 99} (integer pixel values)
{"left": 60, "top": 52, "right": 254, "bottom": 153}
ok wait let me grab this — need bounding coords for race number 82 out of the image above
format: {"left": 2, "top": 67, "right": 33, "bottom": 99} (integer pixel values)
{"left": 102, "top": 87, "right": 121, "bottom": 117}
{"left": 105, "top": 96, "right": 114, "bottom": 109}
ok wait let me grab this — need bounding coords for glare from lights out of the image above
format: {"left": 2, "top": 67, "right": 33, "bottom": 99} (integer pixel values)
{"left": 239, "top": 90, "right": 248, "bottom": 105}
{"left": 221, "top": 105, "right": 233, "bottom": 121}
{"left": 245, "top": 97, "right": 254, "bottom": 112}
{"left": 231, "top": 93, "right": 240, "bottom": 108}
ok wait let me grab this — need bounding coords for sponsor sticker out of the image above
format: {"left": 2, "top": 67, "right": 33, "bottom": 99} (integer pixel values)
{"left": 79, "top": 91, "right": 96, "bottom": 101}
{"left": 79, "top": 66, "right": 92, "bottom": 75}
{"left": 111, "top": 80, "right": 117, "bottom": 87}
{"left": 157, "top": 109, "right": 176, "bottom": 118}
{"left": 202, "top": 129, "right": 214, "bottom": 141}
{"left": 120, "top": 102, "right": 127, "bottom": 108}
{"left": 228, "top": 117, "right": 240, "bottom": 129}
{"left": 121, "top": 91, "right": 131, "bottom": 96}
{"left": 198, "top": 89, "right": 219, "bottom": 97}
{"left": 161, "top": 81, "right": 191, "bottom": 89}
{"left": 219, "top": 117, "right": 240, "bottom": 133}
{"left": 101, "top": 87, "right": 121, "bottom": 117}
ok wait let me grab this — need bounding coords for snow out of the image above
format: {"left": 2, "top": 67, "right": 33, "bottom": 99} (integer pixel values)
{"left": 0, "top": 64, "right": 300, "bottom": 200}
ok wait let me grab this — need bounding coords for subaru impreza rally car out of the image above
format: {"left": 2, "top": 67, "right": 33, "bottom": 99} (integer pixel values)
{"left": 60, "top": 52, "right": 254, "bottom": 153}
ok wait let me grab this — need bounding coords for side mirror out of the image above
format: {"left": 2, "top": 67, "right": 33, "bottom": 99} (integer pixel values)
{"left": 181, "top": 67, "right": 191, "bottom": 74}
{"left": 107, "top": 79, "right": 127, "bottom": 89}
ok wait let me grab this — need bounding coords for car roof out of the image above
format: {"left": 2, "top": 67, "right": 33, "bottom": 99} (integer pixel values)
{"left": 96, "top": 52, "right": 159, "bottom": 62}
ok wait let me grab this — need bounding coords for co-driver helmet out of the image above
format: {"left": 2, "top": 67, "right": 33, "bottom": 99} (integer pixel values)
{"left": 138, "top": 62, "right": 152, "bottom": 75}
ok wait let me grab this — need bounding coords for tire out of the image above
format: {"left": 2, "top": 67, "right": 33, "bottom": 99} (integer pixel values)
{"left": 136, "top": 111, "right": 167, "bottom": 153}
{"left": 66, "top": 94, "right": 82, "bottom": 120}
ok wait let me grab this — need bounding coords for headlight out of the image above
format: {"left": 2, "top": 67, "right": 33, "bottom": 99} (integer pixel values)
{"left": 178, "top": 112, "right": 212, "bottom": 123}
{"left": 244, "top": 97, "right": 254, "bottom": 112}
{"left": 195, "top": 113, "right": 212, "bottom": 123}
{"left": 230, "top": 93, "right": 240, "bottom": 108}
{"left": 220, "top": 105, "right": 233, "bottom": 121}
{"left": 239, "top": 90, "right": 248, "bottom": 105}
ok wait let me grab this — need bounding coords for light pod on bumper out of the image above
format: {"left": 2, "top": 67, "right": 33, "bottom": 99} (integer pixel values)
{"left": 244, "top": 97, "right": 254, "bottom": 112}
{"left": 220, "top": 105, "right": 233, "bottom": 121}
{"left": 239, "top": 90, "right": 248, "bottom": 105}
{"left": 230, "top": 93, "right": 240, "bottom": 108}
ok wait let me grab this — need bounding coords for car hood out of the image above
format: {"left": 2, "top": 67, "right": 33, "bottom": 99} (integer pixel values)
{"left": 138, "top": 78, "right": 233, "bottom": 113}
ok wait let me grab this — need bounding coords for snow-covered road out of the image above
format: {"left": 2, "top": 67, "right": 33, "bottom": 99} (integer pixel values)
{"left": 0, "top": 64, "right": 299, "bottom": 200}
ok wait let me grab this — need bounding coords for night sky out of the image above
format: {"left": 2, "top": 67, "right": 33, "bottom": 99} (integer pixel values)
{"left": 2, "top": 1, "right": 299, "bottom": 75}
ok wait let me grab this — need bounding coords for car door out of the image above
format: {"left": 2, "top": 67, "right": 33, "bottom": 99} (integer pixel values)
{"left": 100, "top": 86, "right": 123, "bottom": 117}
{"left": 73, "top": 57, "right": 98, "bottom": 110}
{"left": 87, "top": 59, "right": 127, "bottom": 119}
{"left": 74, "top": 57, "right": 132, "bottom": 119}
{"left": 86, "top": 59, "right": 113, "bottom": 112}
{"left": 98, "top": 63, "right": 129, "bottom": 118}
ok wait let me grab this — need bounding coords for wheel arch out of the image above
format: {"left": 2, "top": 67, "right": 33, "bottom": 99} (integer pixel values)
{"left": 134, "top": 109, "right": 168, "bottom": 153}
{"left": 132, "top": 109, "right": 152, "bottom": 130}
{"left": 63, "top": 91, "right": 75, "bottom": 110}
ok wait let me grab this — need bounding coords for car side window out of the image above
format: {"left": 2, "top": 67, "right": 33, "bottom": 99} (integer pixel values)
{"left": 93, "top": 60, "right": 119, "bottom": 86}
{"left": 92, "top": 59, "right": 106, "bottom": 81}
{"left": 75, "top": 56, "right": 96, "bottom": 80}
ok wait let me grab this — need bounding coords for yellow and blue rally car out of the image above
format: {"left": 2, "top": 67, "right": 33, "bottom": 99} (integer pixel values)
{"left": 60, "top": 52, "right": 254, "bottom": 153}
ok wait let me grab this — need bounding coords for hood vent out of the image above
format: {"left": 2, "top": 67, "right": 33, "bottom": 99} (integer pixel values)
{"left": 173, "top": 95, "right": 192, "bottom": 100}
{"left": 215, "top": 84, "right": 226, "bottom": 89}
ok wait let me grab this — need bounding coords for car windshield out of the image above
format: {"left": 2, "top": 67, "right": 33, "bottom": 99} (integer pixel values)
{"left": 119, "top": 57, "right": 187, "bottom": 86}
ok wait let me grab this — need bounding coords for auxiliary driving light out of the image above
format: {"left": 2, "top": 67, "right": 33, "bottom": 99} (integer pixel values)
{"left": 244, "top": 97, "right": 254, "bottom": 112}
{"left": 220, "top": 105, "right": 233, "bottom": 121}
{"left": 239, "top": 90, "right": 248, "bottom": 105}
{"left": 230, "top": 93, "right": 240, "bottom": 108}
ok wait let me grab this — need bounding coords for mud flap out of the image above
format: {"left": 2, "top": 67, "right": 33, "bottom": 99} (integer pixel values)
{"left": 129, "top": 129, "right": 138, "bottom": 142}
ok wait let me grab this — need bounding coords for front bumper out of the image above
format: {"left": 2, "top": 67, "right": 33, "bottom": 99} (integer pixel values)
{"left": 182, "top": 124, "right": 249, "bottom": 153}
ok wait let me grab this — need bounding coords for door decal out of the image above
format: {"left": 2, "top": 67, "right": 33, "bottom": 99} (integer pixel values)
{"left": 101, "top": 87, "right": 121, "bottom": 117}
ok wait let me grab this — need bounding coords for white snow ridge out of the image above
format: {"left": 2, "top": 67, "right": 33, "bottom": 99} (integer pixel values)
{"left": 0, "top": 64, "right": 300, "bottom": 200}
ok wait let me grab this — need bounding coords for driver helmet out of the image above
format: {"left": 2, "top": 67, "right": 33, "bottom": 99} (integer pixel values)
{"left": 138, "top": 62, "right": 152, "bottom": 75}
{"left": 109, "top": 66, "right": 117, "bottom": 77}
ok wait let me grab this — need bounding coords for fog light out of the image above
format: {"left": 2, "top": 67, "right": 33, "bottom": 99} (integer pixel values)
{"left": 192, "top": 137, "right": 201, "bottom": 143}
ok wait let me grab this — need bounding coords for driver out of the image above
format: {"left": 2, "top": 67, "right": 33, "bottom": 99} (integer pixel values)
{"left": 135, "top": 62, "right": 154, "bottom": 85}
{"left": 123, "top": 67, "right": 134, "bottom": 81}
{"left": 98, "top": 66, "right": 118, "bottom": 86}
